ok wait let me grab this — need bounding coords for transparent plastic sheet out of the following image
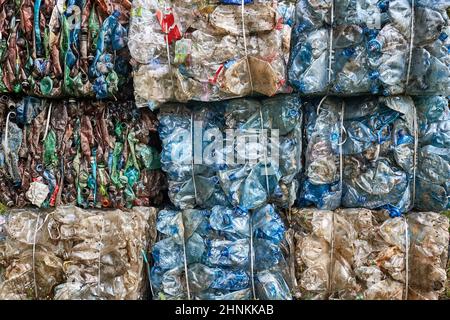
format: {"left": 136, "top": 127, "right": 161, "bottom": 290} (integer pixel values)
{"left": 0, "top": 205, "right": 157, "bottom": 300}
{"left": 0, "top": 96, "right": 167, "bottom": 209}
{"left": 414, "top": 96, "right": 450, "bottom": 212}
{"left": 299, "top": 96, "right": 415, "bottom": 216}
{"left": 150, "top": 204, "right": 293, "bottom": 300}
{"left": 288, "top": 0, "right": 450, "bottom": 96}
{"left": 158, "top": 94, "right": 302, "bottom": 211}
{"left": 289, "top": 208, "right": 449, "bottom": 300}
{"left": 128, "top": 0, "right": 296, "bottom": 109}
{"left": 0, "top": 0, "right": 132, "bottom": 98}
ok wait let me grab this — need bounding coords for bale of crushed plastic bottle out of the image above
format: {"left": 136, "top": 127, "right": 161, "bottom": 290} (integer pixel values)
{"left": 414, "top": 96, "right": 450, "bottom": 212}
{"left": 298, "top": 96, "right": 415, "bottom": 217}
{"left": 0, "top": 96, "right": 167, "bottom": 209}
{"left": 0, "top": 0, "right": 132, "bottom": 98}
{"left": 128, "top": 0, "right": 295, "bottom": 109}
{"left": 150, "top": 204, "right": 292, "bottom": 300}
{"left": 158, "top": 94, "right": 302, "bottom": 211}
{"left": 288, "top": 0, "right": 450, "bottom": 96}
{"left": 290, "top": 208, "right": 449, "bottom": 300}
{"left": 0, "top": 205, "right": 157, "bottom": 300}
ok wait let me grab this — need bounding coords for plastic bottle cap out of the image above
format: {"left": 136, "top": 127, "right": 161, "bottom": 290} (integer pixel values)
{"left": 368, "top": 40, "right": 381, "bottom": 53}
{"left": 378, "top": 0, "right": 389, "bottom": 12}
{"left": 368, "top": 70, "right": 380, "bottom": 80}
{"left": 439, "top": 32, "right": 448, "bottom": 42}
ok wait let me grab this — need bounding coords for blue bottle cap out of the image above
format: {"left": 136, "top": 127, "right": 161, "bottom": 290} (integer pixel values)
{"left": 298, "top": 81, "right": 307, "bottom": 93}
{"left": 343, "top": 47, "right": 356, "bottom": 57}
{"left": 370, "top": 84, "right": 380, "bottom": 94}
{"left": 368, "top": 70, "right": 380, "bottom": 80}
{"left": 368, "top": 39, "right": 382, "bottom": 53}
{"left": 378, "top": 0, "right": 389, "bottom": 12}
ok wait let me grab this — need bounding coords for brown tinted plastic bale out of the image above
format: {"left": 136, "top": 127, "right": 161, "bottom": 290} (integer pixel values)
{"left": 0, "top": 205, "right": 157, "bottom": 300}
{"left": 289, "top": 208, "right": 449, "bottom": 300}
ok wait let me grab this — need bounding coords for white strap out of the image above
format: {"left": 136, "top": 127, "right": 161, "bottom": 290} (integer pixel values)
{"left": 32, "top": 213, "right": 50, "bottom": 299}
{"left": 259, "top": 107, "right": 270, "bottom": 196}
{"left": 241, "top": 0, "right": 254, "bottom": 94}
{"left": 190, "top": 113, "right": 198, "bottom": 202}
{"left": 337, "top": 102, "right": 346, "bottom": 193}
{"left": 32, "top": 212, "right": 41, "bottom": 299}
{"left": 404, "top": 216, "right": 409, "bottom": 300}
{"left": 411, "top": 104, "right": 418, "bottom": 207}
{"left": 3, "top": 111, "right": 15, "bottom": 156}
{"left": 316, "top": 96, "right": 329, "bottom": 115}
{"left": 42, "top": 102, "right": 53, "bottom": 142}
{"left": 97, "top": 216, "right": 105, "bottom": 295}
{"left": 405, "top": 0, "right": 415, "bottom": 87}
{"left": 327, "top": 211, "right": 336, "bottom": 298}
{"left": 327, "top": 1, "right": 335, "bottom": 87}
{"left": 249, "top": 216, "right": 256, "bottom": 299}
{"left": 182, "top": 229, "right": 192, "bottom": 300}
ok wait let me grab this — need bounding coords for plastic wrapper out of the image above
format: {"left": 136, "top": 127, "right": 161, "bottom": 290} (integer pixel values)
{"left": 288, "top": 0, "right": 450, "bottom": 96}
{"left": 414, "top": 96, "right": 450, "bottom": 212}
{"left": 0, "top": 205, "right": 157, "bottom": 300}
{"left": 0, "top": 96, "right": 167, "bottom": 209}
{"left": 128, "top": 0, "right": 295, "bottom": 109}
{"left": 0, "top": 0, "right": 132, "bottom": 98}
{"left": 299, "top": 96, "right": 415, "bottom": 216}
{"left": 150, "top": 204, "right": 292, "bottom": 300}
{"left": 158, "top": 94, "right": 302, "bottom": 210}
{"left": 290, "top": 207, "right": 449, "bottom": 300}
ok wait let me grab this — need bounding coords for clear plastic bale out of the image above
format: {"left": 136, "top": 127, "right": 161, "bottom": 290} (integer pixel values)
{"left": 128, "top": 0, "right": 296, "bottom": 109}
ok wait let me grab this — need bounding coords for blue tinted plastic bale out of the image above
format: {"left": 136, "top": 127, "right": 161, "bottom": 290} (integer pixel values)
{"left": 299, "top": 96, "right": 415, "bottom": 216}
{"left": 150, "top": 204, "right": 293, "bottom": 300}
{"left": 158, "top": 95, "right": 303, "bottom": 210}
{"left": 220, "top": 0, "right": 253, "bottom": 4}
{"left": 414, "top": 96, "right": 450, "bottom": 211}
{"left": 288, "top": 0, "right": 450, "bottom": 96}
{"left": 158, "top": 104, "right": 229, "bottom": 209}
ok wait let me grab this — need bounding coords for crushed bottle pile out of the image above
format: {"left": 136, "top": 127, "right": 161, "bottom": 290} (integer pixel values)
{"left": 0, "top": 0, "right": 132, "bottom": 99}
{"left": 0, "top": 0, "right": 449, "bottom": 301}
{"left": 0, "top": 96, "right": 167, "bottom": 209}
{"left": 299, "top": 96, "right": 416, "bottom": 215}
{"left": 128, "top": 0, "right": 294, "bottom": 109}
{"left": 290, "top": 208, "right": 449, "bottom": 300}
{"left": 288, "top": 0, "right": 450, "bottom": 96}
{"left": 151, "top": 205, "right": 291, "bottom": 300}
{"left": 158, "top": 94, "right": 302, "bottom": 211}
{"left": 0, "top": 205, "right": 157, "bottom": 299}
{"left": 415, "top": 96, "right": 450, "bottom": 212}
